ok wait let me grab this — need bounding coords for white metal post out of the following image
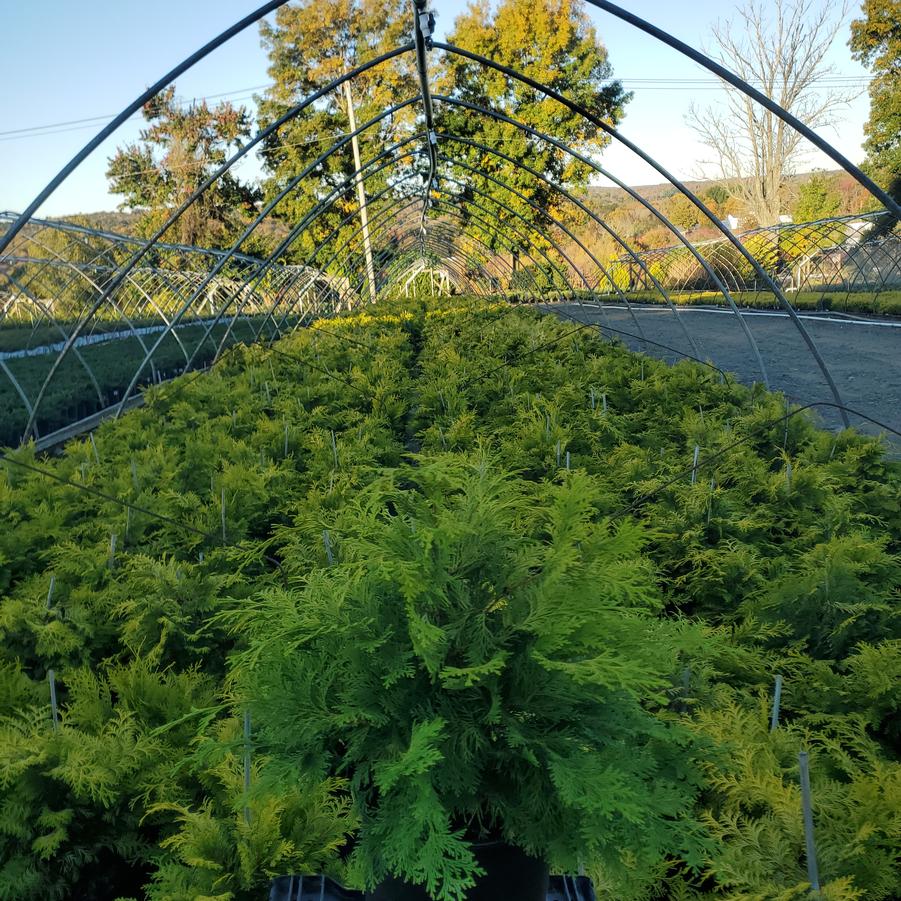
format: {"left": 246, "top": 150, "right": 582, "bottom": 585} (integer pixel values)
{"left": 343, "top": 79, "right": 377, "bottom": 304}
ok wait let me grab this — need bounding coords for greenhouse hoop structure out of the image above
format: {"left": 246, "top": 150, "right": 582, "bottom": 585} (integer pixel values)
{"left": 0, "top": 0, "right": 898, "bottom": 447}
{"left": 3, "top": 1, "right": 901, "bottom": 899}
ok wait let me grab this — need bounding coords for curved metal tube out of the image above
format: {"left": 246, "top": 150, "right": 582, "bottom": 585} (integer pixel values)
{"left": 584, "top": 0, "right": 900, "bottom": 221}
{"left": 324, "top": 198, "right": 553, "bottom": 303}
{"left": 437, "top": 152, "right": 651, "bottom": 349}
{"left": 318, "top": 190, "right": 564, "bottom": 302}
{"left": 342, "top": 221, "right": 505, "bottom": 295}
{"left": 438, "top": 133, "right": 696, "bottom": 349}
{"left": 433, "top": 46, "right": 849, "bottom": 422}
{"left": 0, "top": 0, "right": 295, "bottom": 255}
{"left": 344, "top": 224, "right": 520, "bottom": 301}
{"left": 23, "top": 45, "right": 416, "bottom": 435}
{"left": 204, "top": 138, "right": 429, "bottom": 359}
{"left": 412, "top": 0, "right": 438, "bottom": 229}
{"left": 432, "top": 95, "right": 772, "bottom": 385}
{"left": 324, "top": 188, "right": 575, "bottom": 301}
{"left": 118, "top": 96, "right": 422, "bottom": 391}
{"left": 432, "top": 91, "right": 774, "bottom": 385}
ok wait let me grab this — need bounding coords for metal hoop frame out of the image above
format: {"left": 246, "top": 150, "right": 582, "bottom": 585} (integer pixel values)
{"left": 3, "top": 0, "right": 900, "bottom": 445}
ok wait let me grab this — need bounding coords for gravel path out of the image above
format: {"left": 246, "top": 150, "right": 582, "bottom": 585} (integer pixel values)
{"left": 543, "top": 303, "right": 901, "bottom": 449}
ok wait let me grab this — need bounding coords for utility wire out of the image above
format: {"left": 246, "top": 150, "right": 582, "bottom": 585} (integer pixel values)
{"left": 0, "top": 84, "right": 272, "bottom": 140}
{"left": 2, "top": 73, "right": 872, "bottom": 140}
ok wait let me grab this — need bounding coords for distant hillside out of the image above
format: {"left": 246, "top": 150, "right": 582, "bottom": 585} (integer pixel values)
{"left": 46, "top": 209, "right": 291, "bottom": 256}
{"left": 49, "top": 210, "right": 143, "bottom": 235}
{"left": 585, "top": 170, "right": 845, "bottom": 206}
{"left": 573, "top": 168, "right": 879, "bottom": 257}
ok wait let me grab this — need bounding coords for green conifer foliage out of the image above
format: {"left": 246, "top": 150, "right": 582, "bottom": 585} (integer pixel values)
{"left": 0, "top": 299, "right": 898, "bottom": 898}
{"left": 230, "top": 455, "right": 709, "bottom": 899}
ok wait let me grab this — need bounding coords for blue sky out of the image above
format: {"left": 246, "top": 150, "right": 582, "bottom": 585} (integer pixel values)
{"left": 0, "top": 0, "right": 872, "bottom": 217}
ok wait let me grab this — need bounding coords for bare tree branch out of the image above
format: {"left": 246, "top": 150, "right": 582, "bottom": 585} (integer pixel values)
{"left": 687, "top": 0, "right": 859, "bottom": 225}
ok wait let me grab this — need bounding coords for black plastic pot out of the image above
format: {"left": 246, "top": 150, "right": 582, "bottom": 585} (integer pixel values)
{"left": 269, "top": 873, "right": 595, "bottom": 900}
{"left": 365, "top": 841, "right": 549, "bottom": 901}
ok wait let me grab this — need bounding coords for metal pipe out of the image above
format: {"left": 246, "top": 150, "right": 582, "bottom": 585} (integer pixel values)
{"left": 326, "top": 190, "right": 572, "bottom": 301}
{"left": 431, "top": 85, "right": 768, "bottom": 386}
{"left": 432, "top": 47, "right": 849, "bottom": 422}
{"left": 584, "top": 0, "right": 900, "bottom": 221}
{"left": 102, "top": 93, "right": 418, "bottom": 420}
{"left": 326, "top": 199, "right": 551, "bottom": 303}
{"left": 21, "top": 45, "right": 415, "bottom": 436}
{"left": 317, "top": 191, "right": 556, "bottom": 302}
{"left": 412, "top": 0, "right": 438, "bottom": 230}
{"left": 0, "top": 0, "right": 295, "bottom": 255}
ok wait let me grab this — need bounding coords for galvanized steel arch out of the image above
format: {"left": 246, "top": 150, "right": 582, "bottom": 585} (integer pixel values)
{"left": 3, "top": 0, "right": 900, "bottom": 445}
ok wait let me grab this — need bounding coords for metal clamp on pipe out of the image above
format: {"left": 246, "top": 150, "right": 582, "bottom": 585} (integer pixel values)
{"left": 413, "top": 0, "right": 438, "bottom": 230}
{"left": 417, "top": 7, "right": 435, "bottom": 49}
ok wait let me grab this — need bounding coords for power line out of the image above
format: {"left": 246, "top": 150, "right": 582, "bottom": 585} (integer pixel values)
{"left": 2, "top": 72, "right": 872, "bottom": 142}
{"left": 0, "top": 83, "right": 271, "bottom": 141}
{"left": 619, "top": 75, "right": 872, "bottom": 83}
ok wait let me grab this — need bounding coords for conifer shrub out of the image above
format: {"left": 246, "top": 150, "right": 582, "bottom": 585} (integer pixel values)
{"left": 229, "top": 454, "right": 710, "bottom": 900}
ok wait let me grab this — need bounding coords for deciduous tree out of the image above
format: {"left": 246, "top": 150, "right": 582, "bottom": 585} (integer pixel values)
{"left": 256, "top": 0, "right": 417, "bottom": 268}
{"left": 436, "top": 0, "right": 630, "bottom": 251}
{"left": 793, "top": 171, "right": 843, "bottom": 221}
{"left": 850, "top": 0, "right": 901, "bottom": 200}
{"left": 687, "top": 0, "right": 857, "bottom": 226}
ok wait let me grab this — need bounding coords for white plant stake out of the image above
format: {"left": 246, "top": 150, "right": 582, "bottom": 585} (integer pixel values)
{"left": 602, "top": 393, "right": 607, "bottom": 414}
{"left": 243, "top": 711, "right": 252, "bottom": 825}
{"left": 691, "top": 445, "right": 700, "bottom": 484}
{"left": 770, "top": 674, "right": 783, "bottom": 732}
{"left": 556, "top": 440, "right": 561, "bottom": 467}
{"left": 109, "top": 533, "right": 117, "bottom": 570}
{"left": 48, "top": 670, "right": 59, "bottom": 730}
{"left": 799, "top": 751, "right": 820, "bottom": 892}
{"left": 89, "top": 432, "right": 100, "bottom": 465}
{"left": 565, "top": 451, "right": 571, "bottom": 471}
{"left": 46, "top": 576, "right": 55, "bottom": 610}
{"left": 131, "top": 458, "right": 139, "bottom": 490}
{"left": 589, "top": 387, "right": 595, "bottom": 410}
